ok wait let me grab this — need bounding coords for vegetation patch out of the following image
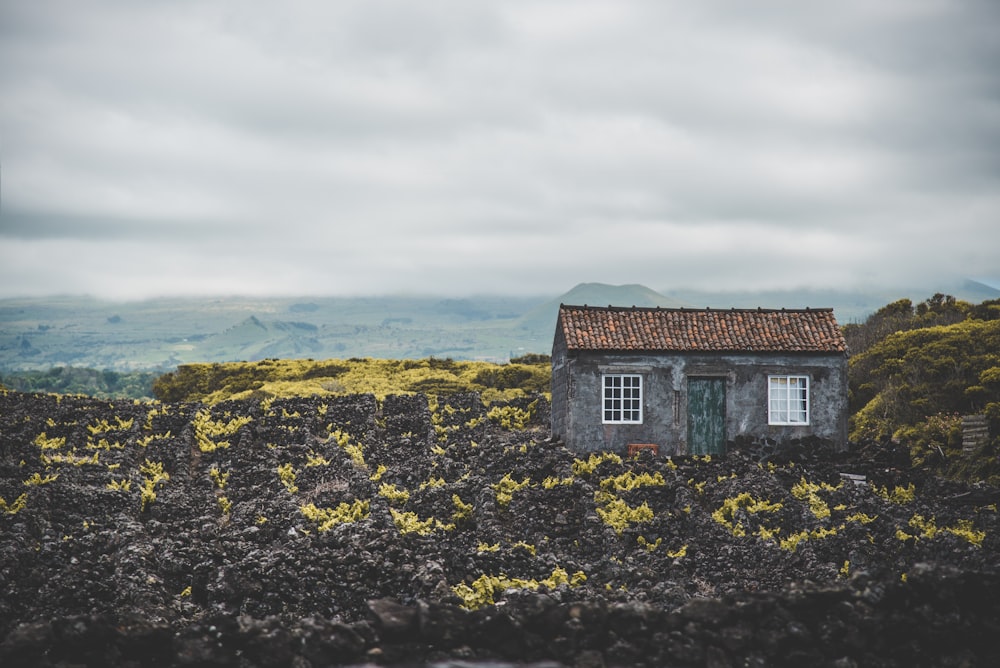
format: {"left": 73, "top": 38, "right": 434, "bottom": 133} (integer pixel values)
{"left": 300, "top": 500, "right": 371, "bottom": 531}
{"left": 152, "top": 356, "right": 551, "bottom": 404}
{"left": 451, "top": 567, "right": 587, "bottom": 610}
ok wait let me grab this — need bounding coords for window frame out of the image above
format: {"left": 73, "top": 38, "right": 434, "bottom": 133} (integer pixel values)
{"left": 602, "top": 373, "right": 643, "bottom": 424}
{"left": 768, "top": 375, "right": 810, "bottom": 425}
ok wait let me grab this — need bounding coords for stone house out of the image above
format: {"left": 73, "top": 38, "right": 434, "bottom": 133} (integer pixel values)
{"left": 550, "top": 304, "right": 849, "bottom": 455}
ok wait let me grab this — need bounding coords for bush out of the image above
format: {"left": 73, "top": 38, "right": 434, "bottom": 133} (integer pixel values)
{"left": 849, "top": 318, "right": 1000, "bottom": 441}
{"left": 151, "top": 357, "right": 552, "bottom": 404}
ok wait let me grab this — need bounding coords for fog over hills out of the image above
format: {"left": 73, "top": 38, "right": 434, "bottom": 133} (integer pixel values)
{"left": 1, "top": 281, "right": 997, "bottom": 372}
{"left": 516, "top": 283, "right": 692, "bottom": 336}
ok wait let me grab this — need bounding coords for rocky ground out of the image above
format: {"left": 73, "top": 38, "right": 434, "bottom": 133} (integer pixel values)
{"left": 1, "top": 390, "right": 999, "bottom": 667}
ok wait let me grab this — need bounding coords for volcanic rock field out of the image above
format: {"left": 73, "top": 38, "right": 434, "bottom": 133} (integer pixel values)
{"left": 1, "top": 390, "right": 999, "bottom": 667}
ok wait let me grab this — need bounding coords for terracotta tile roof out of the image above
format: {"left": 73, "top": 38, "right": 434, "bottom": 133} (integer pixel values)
{"left": 557, "top": 304, "right": 847, "bottom": 353}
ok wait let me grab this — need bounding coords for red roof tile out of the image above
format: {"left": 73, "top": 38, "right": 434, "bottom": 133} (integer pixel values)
{"left": 557, "top": 305, "right": 847, "bottom": 353}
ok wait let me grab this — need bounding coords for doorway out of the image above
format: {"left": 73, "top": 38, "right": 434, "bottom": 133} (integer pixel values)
{"left": 687, "top": 377, "right": 726, "bottom": 455}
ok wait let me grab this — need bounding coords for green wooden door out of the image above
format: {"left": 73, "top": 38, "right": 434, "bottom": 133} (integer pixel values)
{"left": 687, "top": 377, "right": 726, "bottom": 455}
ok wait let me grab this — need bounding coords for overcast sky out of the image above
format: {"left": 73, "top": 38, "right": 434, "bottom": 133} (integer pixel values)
{"left": 1, "top": 0, "right": 998, "bottom": 300}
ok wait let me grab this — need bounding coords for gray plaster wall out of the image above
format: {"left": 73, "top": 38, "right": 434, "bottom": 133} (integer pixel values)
{"left": 551, "top": 343, "right": 848, "bottom": 455}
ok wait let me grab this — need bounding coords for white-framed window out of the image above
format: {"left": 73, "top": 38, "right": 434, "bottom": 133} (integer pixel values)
{"left": 603, "top": 374, "right": 642, "bottom": 423}
{"left": 768, "top": 375, "right": 809, "bottom": 425}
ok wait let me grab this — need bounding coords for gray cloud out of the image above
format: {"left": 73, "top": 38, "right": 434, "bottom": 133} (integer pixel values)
{"left": 1, "top": 0, "right": 998, "bottom": 299}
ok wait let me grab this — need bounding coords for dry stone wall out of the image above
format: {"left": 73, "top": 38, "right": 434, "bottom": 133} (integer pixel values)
{"left": 1, "top": 390, "right": 999, "bottom": 666}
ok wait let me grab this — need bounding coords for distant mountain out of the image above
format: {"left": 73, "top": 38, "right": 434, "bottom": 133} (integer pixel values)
{"left": 955, "top": 279, "right": 1000, "bottom": 303}
{"left": 516, "top": 283, "right": 691, "bottom": 336}
{"left": 556, "top": 282, "right": 691, "bottom": 309}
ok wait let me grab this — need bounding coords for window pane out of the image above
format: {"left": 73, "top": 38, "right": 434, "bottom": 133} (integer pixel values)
{"left": 603, "top": 374, "right": 642, "bottom": 424}
{"left": 769, "top": 375, "right": 808, "bottom": 425}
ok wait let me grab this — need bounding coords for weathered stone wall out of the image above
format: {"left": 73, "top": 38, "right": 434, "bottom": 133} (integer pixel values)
{"left": 2, "top": 390, "right": 998, "bottom": 667}
{"left": 552, "top": 350, "right": 848, "bottom": 455}
{"left": 550, "top": 325, "right": 570, "bottom": 443}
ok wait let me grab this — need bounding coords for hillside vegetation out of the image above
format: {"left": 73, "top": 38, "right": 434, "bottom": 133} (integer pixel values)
{"left": 846, "top": 295, "right": 1000, "bottom": 482}
{"left": 151, "top": 355, "right": 551, "bottom": 404}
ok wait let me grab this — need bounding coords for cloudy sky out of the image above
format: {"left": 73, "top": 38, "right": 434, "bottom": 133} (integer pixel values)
{"left": 1, "top": 0, "right": 998, "bottom": 300}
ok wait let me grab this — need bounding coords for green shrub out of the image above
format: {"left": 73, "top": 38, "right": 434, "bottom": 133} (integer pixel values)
{"left": 152, "top": 356, "right": 551, "bottom": 404}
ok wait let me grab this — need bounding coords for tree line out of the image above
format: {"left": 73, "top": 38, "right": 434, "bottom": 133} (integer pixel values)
{"left": 0, "top": 367, "right": 160, "bottom": 399}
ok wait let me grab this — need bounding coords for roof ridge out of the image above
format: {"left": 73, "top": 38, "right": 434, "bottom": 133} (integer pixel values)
{"left": 559, "top": 303, "right": 834, "bottom": 313}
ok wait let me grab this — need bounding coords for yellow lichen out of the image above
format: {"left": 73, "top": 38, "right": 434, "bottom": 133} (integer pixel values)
{"left": 139, "top": 459, "right": 169, "bottom": 511}
{"left": 389, "top": 508, "right": 453, "bottom": 535}
{"left": 300, "top": 500, "right": 370, "bottom": 531}
{"left": 420, "top": 476, "right": 447, "bottom": 490}
{"left": 666, "top": 544, "right": 688, "bottom": 559}
{"left": 486, "top": 401, "right": 537, "bottom": 430}
{"left": 0, "top": 493, "right": 28, "bottom": 515}
{"left": 33, "top": 433, "right": 66, "bottom": 450}
{"left": 872, "top": 482, "right": 916, "bottom": 504}
{"left": 378, "top": 483, "right": 410, "bottom": 505}
{"left": 23, "top": 472, "right": 59, "bottom": 486}
{"left": 451, "top": 494, "right": 474, "bottom": 522}
{"left": 512, "top": 541, "right": 536, "bottom": 556}
{"left": 451, "top": 566, "right": 586, "bottom": 610}
{"left": 944, "top": 519, "right": 986, "bottom": 547}
{"left": 599, "top": 470, "right": 665, "bottom": 492}
{"left": 572, "top": 452, "right": 622, "bottom": 476}
{"left": 209, "top": 467, "right": 229, "bottom": 490}
{"left": 595, "top": 495, "right": 654, "bottom": 534}
{"left": 329, "top": 429, "right": 366, "bottom": 469}
{"left": 305, "top": 451, "right": 331, "bottom": 467}
{"left": 193, "top": 410, "right": 251, "bottom": 452}
{"left": 492, "top": 473, "right": 532, "bottom": 507}
{"left": 790, "top": 477, "right": 840, "bottom": 520}
{"left": 87, "top": 416, "right": 134, "bottom": 434}
{"left": 637, "top": 535, "right": 662, "bottom": 552}
{"left": 542, "top": 475, "right": 575, "bottom": 489}
{"left": 712, "top": 493, "right": 783, "bottom": 537}
{"left": 277, "top": 463, "right": 299, "bottom": 494}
